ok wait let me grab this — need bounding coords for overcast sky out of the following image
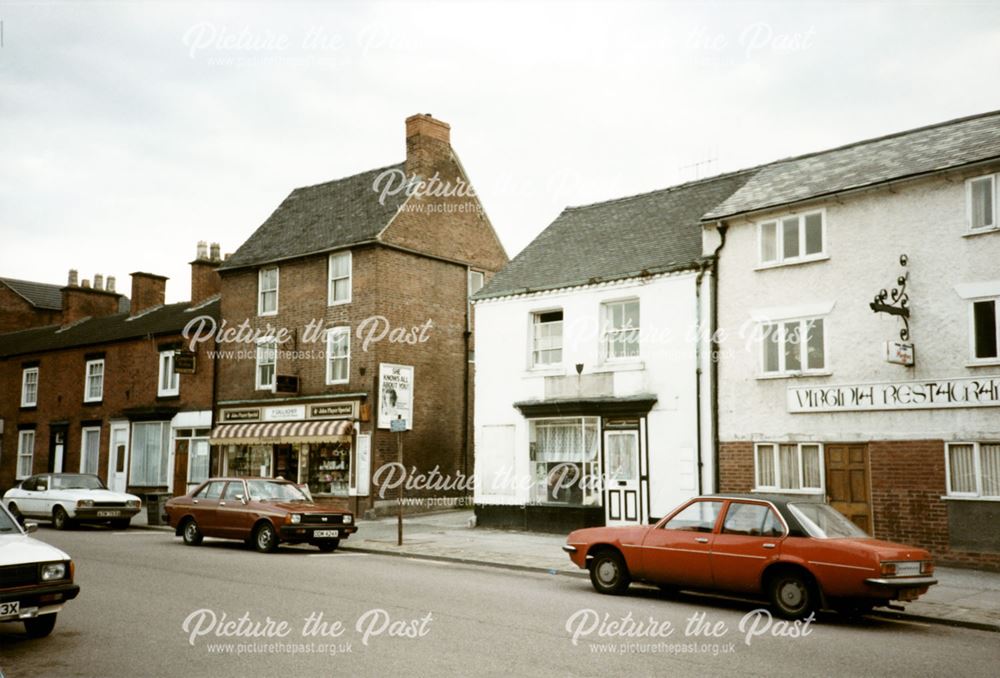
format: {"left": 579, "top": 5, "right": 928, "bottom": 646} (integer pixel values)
{"left": 2, "top": 1, "right": 999, "bottom": 302}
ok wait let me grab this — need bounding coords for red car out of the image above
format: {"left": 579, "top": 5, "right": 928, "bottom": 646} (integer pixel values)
{"left": 165, "top": 477, "right": 357, "bottom": 553}
{"left": 563, "top": 494, "right": 937, "bottom": 619}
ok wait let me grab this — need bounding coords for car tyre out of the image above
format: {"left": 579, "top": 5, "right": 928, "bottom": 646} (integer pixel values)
{"left": 182, "top": 519, "right": 203, "bottom": 546}
{"left": 315, "top": 539, "right": 340, "bottom": 553}
{"left": 24, "top": 613, "right": 58, "bottom": 638}
{"left": 254, "top": 522, "right": 278, "bottom": 553}
{"left": 589, "top": 549, "right": 631, "bottom": 595}
{"left": 768, "top": 570, "right": 817, "bottom": 620}
{"left": 8, "top": 502, "right": 24, "bottom": 523}
{"left": 52, "top": 506, "right": 72, "bottom": 531}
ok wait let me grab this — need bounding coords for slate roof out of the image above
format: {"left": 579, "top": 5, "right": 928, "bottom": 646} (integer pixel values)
{"left": 0, "top": 298, "right": 219, "bottom": 359}
{"left": 0, "top": 277, "right": 64, "bottom": 310}
{"left": 220, "top": 162, "right": 410, "bottom": 270}
{"left": 475, "top": 169, "right": 756, "bottom": 300}
{"left": 705, "top": 109, "right": 1000, "bottom": 220}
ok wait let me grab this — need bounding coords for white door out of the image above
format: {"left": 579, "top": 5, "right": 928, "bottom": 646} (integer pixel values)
{"left": 604, "top": 430, "right": 641, "bottom": 525}
{"left": 108, "top": 422, "right": 130, "bottom": 493}
{"left": 53, "top": 442, "right": 64, "bottom": 473}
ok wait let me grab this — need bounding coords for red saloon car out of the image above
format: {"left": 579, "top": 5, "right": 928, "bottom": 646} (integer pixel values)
{"left": 563, "top": 494, "right": 937, "bottom": 619}
{"left": 165, "top": 477, "right": 357, "bottom": 553}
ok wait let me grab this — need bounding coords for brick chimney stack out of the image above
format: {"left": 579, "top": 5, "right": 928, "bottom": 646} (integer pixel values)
{"left": 190, "top": 241, "right": 222, "bottom": 304}
{"left": 405, "top": 113, "right": 452, "bottom": 178}
{"left": 61, "top": 268, "right": 122, "bottom": 324}
{"left": 130, "top": 272, "right": 168, "bottom": 315}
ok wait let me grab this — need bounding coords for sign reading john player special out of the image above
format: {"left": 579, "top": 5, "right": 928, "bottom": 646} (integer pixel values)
{"left": 788, "top": 375, "right": 1000, "bottom": 413}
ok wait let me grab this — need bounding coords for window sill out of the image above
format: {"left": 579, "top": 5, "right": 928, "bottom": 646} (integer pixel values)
{"left": 258, "top": 311, "right": 278, "bottom": 318}
{"left": 962, "top": 227, "right": 999, "bottom": 238}
{"left": 326, "top": 380, "right": 350, "bottom": 386}
{"left": 83, "top": 399, "right": 103, "bottom": 405}
{"left": 594, "top": 361, "right": 645, "bottom": 373}
{"left": 19, "top": 405, "right": 37, "bottom": 411}
{"left": 755, "top": 255, "right": 830, "bottom": 272}
{"left": 753, "top": 487, "right": 824, "bottom": 495}
{"left": 966, "top": 360, "right": 1000, "bottom": 368}
{"left": 756, "top": 371, "right": 832, "bottom": 381}
{"left": 940, "top": 495, "right": 1000, "bottom": 502}
{"left": 328, "top": 298, "right": 351, "bottom": 307}
{"left": 157, "top": 394, "right": 181, "bottom": 401}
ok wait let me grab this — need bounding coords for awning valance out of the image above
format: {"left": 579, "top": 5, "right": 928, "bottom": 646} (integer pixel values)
{"left": 210, "top": 419, "right": 354, "bottom": 445}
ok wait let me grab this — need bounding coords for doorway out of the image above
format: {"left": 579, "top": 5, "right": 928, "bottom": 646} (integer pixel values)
{"left": 603, "top": 429, "right": 641, "bottom": 525}
{"left": 108, "top": 422, "right": 129, "bottom": 493}
{"left": 48, "top": 426, "right": 67, "bottom": 474}
{"left": 825, "top": 444, "right": 872, "bottom": 533}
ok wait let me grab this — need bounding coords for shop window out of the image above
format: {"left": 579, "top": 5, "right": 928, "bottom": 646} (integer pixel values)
{"left": 224, "top": 445, "right": 272, "bottom": 478}
{"left": 754, "top": 443, "right": 823, "bottom": 493}
{"left": 306, "top": 442, "right": 351, "bottom": 496}
{"left": 529, "top": 417, "right": 599, "bottom": 505}
{"left": 130, "top": 422, "right": 170, "bottom": 486}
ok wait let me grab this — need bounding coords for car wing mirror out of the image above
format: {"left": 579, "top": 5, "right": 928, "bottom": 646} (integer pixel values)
{"left": 24, "top": 521, "right": 39, "bottom": 533}
{"left": 235, "top": 494, "right": 247, "bottom": 503}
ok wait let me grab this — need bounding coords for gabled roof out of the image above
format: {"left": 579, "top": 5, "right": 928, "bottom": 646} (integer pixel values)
{"left": 0, "top": 298, "right": 220, "bottom": 359}
{"left": 220, "top": 162, "right": 409, "bottom": 270}
{"left": 475, "top": 169, "right": 756, "bottom": 301}
{"left": 705, "top": 109, "right": 1000, "bottom": 220}
{"left": 0, "top": 277, "right": 63, "bottom": 310}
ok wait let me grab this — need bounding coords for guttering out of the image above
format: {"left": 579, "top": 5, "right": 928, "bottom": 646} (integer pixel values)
{"left": 710, "top": 222, "right": 728, "bottom": 494}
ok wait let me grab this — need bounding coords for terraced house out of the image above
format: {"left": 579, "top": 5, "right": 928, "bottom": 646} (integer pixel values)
{"left": 707, "top": 111, "right": 1000, "bottom": 569}
{"left": 210, "top": 114, "right": 507, "bottom": 516}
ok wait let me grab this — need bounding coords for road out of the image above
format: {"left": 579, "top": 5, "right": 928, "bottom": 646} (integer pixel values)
{"left": 1, "top": 525, "right": 998, "bottom": 678}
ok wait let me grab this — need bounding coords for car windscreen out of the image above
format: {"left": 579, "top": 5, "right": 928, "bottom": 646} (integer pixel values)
{"left": 51, "top": 474, "right": 106, "bottom": 490}
{"left": 787, "top": 502, "right": 869, "bottom": 539}
{"left": 246, "top": 480, "right": 308, "bottom": 502}
{"left": 0, "top": 507, "right": 19, "bottom": 533}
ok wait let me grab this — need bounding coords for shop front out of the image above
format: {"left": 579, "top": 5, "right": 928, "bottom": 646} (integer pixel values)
{"left": 210, "top": 400, "right": 359, "bottom": 502}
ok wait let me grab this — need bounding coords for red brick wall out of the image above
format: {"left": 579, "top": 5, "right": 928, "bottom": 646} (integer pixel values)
{"left": 0, "top": 286, "right": 61, "bottom": 333}
{"left": 61, "top": 288, "right": 121, "bottom": 324}
{"left": 718, "top": 441, "right": 754, "bottom": 492}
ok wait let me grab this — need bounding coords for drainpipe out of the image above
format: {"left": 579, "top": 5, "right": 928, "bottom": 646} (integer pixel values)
{"left": 694, "top": 260, "right": 709, "bottom": 495}
{"left": 710, "top": 223, "right": 728, "bottom": 494}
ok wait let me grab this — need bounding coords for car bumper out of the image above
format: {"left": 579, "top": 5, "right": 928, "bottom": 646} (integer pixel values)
{"left": 0, "top": 583, "right": 80, "bottom": 621}
{"left": 864, "top": 576, "right": 938, "bottom": 588}
{"left": 71, "top": 507, "right": 141, "bottom": 521}
{"left": 279, "top": 525, "right": 358, "bottom": 541}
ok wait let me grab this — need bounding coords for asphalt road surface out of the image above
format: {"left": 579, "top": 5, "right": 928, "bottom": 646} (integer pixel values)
{"left": 1, "top": 525, "right": 997, "bottom": 678}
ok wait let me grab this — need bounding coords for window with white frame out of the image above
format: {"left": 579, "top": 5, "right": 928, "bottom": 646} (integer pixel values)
{"left": 84, "top": 359, "right": 104, "bottom": 402}
{"left": 531, "top": 310, "right": 563, "bottom": 366}
{"left": 971, "top": 298, "right": 998, "bottom": 361}
{"left": 130, "top": 421, "right": 170, "bottom": 486}
{"left": 602, "top": 299, "right": 640, "bottom": 360}
{"left": 21, "top": 367, "right": 38, "bottom": 407}
{"left": 967, "top": 174, "right": 997, "bottom": 232}
{"left": 758, "top": 211, "right": 825, "bottom": 265}
{"left": 256, "top": 339, "right": 277, "bottom": 390}
{"left": 258, "top": 267, "right": 278, "bottom": 315}
{"left": 158, "top": 350, "right": 180, "bottom": 397}
{"left": 946, "top": 442, "right": 1000, "bottom": 499}
{"left": 80, "top": 427, "right": 101, "bottom": 475}
{"left": 17, "top": 430, "right": 35, "bottom": 479}
{"left": 326, "top": 327, "right": 350, "bottom": 384}
{"left": 760, "top": 317, "right": 826, "bottom": 375}
{"left": 468, "top": 270, "right": 485, "bottom": 297}
{"left": 529, "top": 417, "right": 600, "bottom": 505}
{"left": 328, "top": 252, "right": 351, "bottom": 305}
{"left": 755, "top": 443, "right": 824, "bottom": 492}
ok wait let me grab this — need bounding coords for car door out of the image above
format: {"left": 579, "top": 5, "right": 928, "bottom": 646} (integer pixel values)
{"left": 637, "top": 498, "right": 724, "bottom": 588}
{"left": 710, "top": 500, "right": 787, "bottom": 594}
{"left": 189, "top": 480, "right": 225, "bottom": 536}
{"left": 13, "top": 476, "right": 42, "bottom": 516}
{"left": 217, "top": 481, "right": 255, "bottom": 539}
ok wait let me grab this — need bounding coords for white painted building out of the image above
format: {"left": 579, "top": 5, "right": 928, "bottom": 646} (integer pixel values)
{"left": 473, "top": 172, "right": 752, "bottom": 531}
{"left": 704, "top": 111, "right": 1000, "bottom": 567}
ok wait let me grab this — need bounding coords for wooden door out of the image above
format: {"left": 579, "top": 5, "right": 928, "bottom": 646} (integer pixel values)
{"left": 825, "top": 444, "right": 871, "bottom": 534}
{"left": 173, "top": 440, "right": 189, "bottom": 497}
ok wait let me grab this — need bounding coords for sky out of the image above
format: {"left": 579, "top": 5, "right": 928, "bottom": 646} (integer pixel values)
{"left": 2, "top": 0, "right": 999, "bottom": 302}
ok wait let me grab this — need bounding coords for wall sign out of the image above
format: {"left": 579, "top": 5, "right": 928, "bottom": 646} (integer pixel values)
{"left": 222, "top": 408, "right": 261, "bottom": 422}
{"left": 263, "top": 405, "right": 306, "bottom": 422}
{"left": 788, "top": 376, "right": 1000, "bottom": 413}
{"left": 884, "top": 341, "right": 915, "bottom": 367}
{"left": 309, "top": 403, "right": 356, "bottom": 419}
{"left": 378, "top": 363, "right": 414, "bottom": 430}
{"left": 173, "top": 350, "right": 197, "bottom": 374}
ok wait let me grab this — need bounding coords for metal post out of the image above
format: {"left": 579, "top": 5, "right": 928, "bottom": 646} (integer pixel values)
{"left": 397, "top": 424, "right": 404, "bottom": 546}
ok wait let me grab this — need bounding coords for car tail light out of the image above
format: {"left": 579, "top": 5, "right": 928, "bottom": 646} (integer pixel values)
{"left": 880, "top": 562, "right": 897, "bottom": 576}
{"left": 921, "top": 561, "right": 934, "bottom": 575}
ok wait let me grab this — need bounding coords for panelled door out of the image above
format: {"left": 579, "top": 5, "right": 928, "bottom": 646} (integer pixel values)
{"left": 825, "top": 444, "right": 871, "bottom": 534}
{"left": 604, "top": 430, "right": 641, "bottom": 525}
{"left": 107, "top": 422, "right": 130, "bottom": 493}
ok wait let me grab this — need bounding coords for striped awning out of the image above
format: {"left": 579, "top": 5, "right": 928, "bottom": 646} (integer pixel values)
{"left": 210, "top": 419, "right": 354, "bottom": 445}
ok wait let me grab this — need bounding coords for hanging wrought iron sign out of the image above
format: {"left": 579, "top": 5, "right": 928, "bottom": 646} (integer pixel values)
{"left": 870, "top": 254, "right": 914, "bottom": 366}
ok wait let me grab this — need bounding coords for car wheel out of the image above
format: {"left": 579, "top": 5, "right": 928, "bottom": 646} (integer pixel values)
{"left": 182, "top": 519, "right": 203, "bottom": 546}
{"left": 315, "top": 539, "right": 340, "bottom": 553}
{"left": 768, "top": 570, "right": 817, "bottom": 620}
{"left": 52, "top": 506, "right": 72, "bottom": 530}
{"left": 24, "top": 613, "right": 57, "bottom": 638}
{"left": 111, "top": 519, "right": 131, "bottom": 530}
{"left": 8, "top": 502, "right": 24, "bottom": 523}
{"left": 589, "top": 549, "right": 631, "bottom": 595}
{"left": 254, "top": 522, "right": 278, "bottom": 553}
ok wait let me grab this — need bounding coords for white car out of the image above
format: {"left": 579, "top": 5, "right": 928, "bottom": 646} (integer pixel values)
{"left": 0, "top": 502, "right": 80, "bottom": 637}
{"left": 4, "top": 473, "right": 142, "bottom": 530}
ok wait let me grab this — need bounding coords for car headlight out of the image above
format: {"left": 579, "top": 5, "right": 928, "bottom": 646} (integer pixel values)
{"left": 77, "top": 499, "right": 94, "bottom": 508}
{"left": 290, "top": 514, "right": 301, "bottom": 524}
{"left": 41, "top": 562, "right": 67, "bottom": 581}
{"left": 126, "top": 500, "right": 141, "bottom": 509}
{"left": 342, "top": 514, "right": 353, "bottom": 525}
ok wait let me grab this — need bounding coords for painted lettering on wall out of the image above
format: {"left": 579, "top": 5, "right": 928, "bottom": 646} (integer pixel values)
{"left": 788, "top": 376, "right": 1000, "bottom": 413}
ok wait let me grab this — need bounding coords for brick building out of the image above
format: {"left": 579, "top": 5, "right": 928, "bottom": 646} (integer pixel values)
{"left": 705, "top": 111, "right": 1000, "bottom": 569}
{"left": 0, "top": 273, "right": 130, "bottom": 333}
{"left": 0, "top": 246, "right": 223, "bottom": 500}
{"left": 210, "top": 114, "right": 507, "bottom": 516}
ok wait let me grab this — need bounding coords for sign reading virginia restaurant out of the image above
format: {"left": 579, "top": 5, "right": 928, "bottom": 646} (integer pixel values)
{"left": 788, "top": 375, "right": 1000, "bottom": 413}
{"left": 378, "top": 363, "right": 414, "bottom": 430}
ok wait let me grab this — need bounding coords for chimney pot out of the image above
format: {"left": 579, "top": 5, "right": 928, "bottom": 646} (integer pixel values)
{"left": 68, "top": 269, "right": 79, "bottom": 286}
{"left": 106, "top": 276, "right": 116, "bottom": 292}
{"left": 94, "top": 274, "right": 104, "bottom": 291}
{"left": 81, "top": 279, "right": 91, "bottom": 289}
{"left": 210, "top": 242, "right": 221, "bottom": 261}
{"left": 197, "top": 240, "right": 209, "bottom": 260}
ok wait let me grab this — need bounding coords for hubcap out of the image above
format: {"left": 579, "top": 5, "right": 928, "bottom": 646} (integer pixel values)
{"left": 258, "top": 529, "right": 272, "bottom": 548}
{"left": 780, "top": 580, "right": 805, "bottom": 608}
{"left": 186, "top": 524, "right": 197, "bottom": 539}
{"left": 597, "top": 560, "right": 618, "bottom": 585}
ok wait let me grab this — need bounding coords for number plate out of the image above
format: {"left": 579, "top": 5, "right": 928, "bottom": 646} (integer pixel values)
{"left": 0, "top": 601, "right": 20, "bottom": 617}
{"left": 895, "top": 561, "right": 921, "bottom": 576}
{"left": 313, "top": 529, "right": 339, "bottom": 538}
{"left": 97, "top": 510, "right": 121, "bottom": 517}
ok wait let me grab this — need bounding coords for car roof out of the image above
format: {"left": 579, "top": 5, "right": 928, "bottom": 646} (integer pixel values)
{"left": 703, "top": 493, "right": 824, "bottom": 537}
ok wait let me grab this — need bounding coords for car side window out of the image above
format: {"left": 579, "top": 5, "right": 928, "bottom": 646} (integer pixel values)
{"left": 761, "top": 508, "right": 785, "bottom": 537}
{"left": 200, "top": 481, "right": 224, "bottom": 499}
{"left": 223, "top": 482, "right": 244, "bottom": 500}
{"left": 23, "top": 475, "right": 38, "bottom": 490}
{"left": 722, "top": 502, "right": 778, "bottom": 536}
{"left": 36, "top": 476, "right": 48, "bottom": 492}
{"left": 663, "top": 500, "right": 724, "bottom": 532}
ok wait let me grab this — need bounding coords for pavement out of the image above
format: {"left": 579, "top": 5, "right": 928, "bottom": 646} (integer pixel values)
{"left": 132, "top": 508, "right": 1000, "bottom": 633}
